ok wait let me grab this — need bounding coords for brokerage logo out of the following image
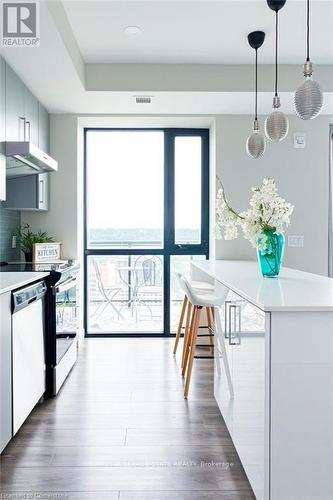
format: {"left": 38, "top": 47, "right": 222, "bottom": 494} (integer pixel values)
{"left": 1, "top": 1, "right": 40, "bottom": 47}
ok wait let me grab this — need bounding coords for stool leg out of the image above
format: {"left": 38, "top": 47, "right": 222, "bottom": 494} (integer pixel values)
{"left": 206, "top": 307, "right": 214, "bottom": 354}
{"left": 214, "top": 307, "right": 234, "bottom": 398}
{"left": 173, "top": 295, "right": 188, "bottom": 354}
{"left": 181, "top": 301, "right": 192, "bottom": 371}
{"left": 184, "top": 306, "right": 202, "bottom": 399}
{"left": 182, "top": 304, "right": 196, "bottom": 377}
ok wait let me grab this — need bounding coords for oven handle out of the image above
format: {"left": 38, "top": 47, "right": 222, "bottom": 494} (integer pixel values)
{"left": 55, "top": 277, "right": 77, "bottom": 294}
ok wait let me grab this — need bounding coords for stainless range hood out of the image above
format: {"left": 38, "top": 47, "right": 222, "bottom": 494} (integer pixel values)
{"left": 5, "top": 142, "right": 58, "bottom": 177}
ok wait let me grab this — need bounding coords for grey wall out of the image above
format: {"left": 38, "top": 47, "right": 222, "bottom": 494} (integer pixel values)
{"left": 0, "top": 204, "right": 20, "bottom": 262}
{"left": 23, "top": 114, "right": 79, "bottom": 259}
{"left": 215, "top": 115, "right": 330, "bottom": 276}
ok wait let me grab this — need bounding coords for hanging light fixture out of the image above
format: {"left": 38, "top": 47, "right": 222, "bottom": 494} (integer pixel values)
{"left": 294, "top": 0, "right": 323, "bottom": 119}
{"left": 265, "top": 0, "right": 289, "bottom": 142}
{"left": 246, "top": 31, "right": 266, "bottom": 159}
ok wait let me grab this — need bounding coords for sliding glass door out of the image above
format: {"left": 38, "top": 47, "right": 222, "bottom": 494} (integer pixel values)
{"left": 84, "top": 128, "right": 209, "bottom": 336}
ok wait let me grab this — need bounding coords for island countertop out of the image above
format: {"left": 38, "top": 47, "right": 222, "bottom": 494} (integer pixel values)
{"left": 0, "top": 272, "right": 49, "bottom": 295}
{"left": 192, "top": 260, "right": 333, "bottom": 312}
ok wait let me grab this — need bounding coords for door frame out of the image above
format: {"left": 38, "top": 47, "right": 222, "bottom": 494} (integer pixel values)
{"left": 83, "top": 127, "right": 210, "bottom": 337}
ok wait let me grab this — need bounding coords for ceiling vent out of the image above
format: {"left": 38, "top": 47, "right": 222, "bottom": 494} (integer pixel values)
{"left": 134, "top": 96, "right": 153, "bottom": 104}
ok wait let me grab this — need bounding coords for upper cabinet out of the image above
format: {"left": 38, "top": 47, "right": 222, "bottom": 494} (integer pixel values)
{"left": 5, "top": 63, "right": 44, "bottom": 147}
{"left": 1, "top": 59, "right": 51, "bottom": 205}
{"left": 38, "top": 103, "right": 49, "bottom": 153}
{"left": 5, "top": 63, "right": 25, "bottom": 141}
{"left": 24, "top": 88, "right": 39, "bottom": 146}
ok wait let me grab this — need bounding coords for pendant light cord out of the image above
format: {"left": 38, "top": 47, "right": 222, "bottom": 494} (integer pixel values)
{"left": 275, "top": 10, "right": 278, "bottom": 97}
{"left": 306, "top": 0, "right": 310, "bottom": 61}
{"left": 255, "top": 48, "right": 258, "bottom": 120}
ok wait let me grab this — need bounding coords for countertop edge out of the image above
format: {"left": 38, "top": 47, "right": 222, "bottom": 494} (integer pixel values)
{"left": 192, "top": 261, "right": 333, "bottom": 313}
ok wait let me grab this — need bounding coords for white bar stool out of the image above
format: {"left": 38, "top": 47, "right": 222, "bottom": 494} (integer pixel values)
{"left": 178, "top": 275, "right": 233, "bottom": 399}
{"left": 173, "top": 273, "right": 214, "bottom": 356}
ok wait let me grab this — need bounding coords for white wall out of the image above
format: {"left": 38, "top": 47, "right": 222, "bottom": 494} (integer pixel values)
{"left": 23, "top": 113, "right": 332, "bottom": 276}
{"left": 215, "top": 115, "right": 330, "bottom": 276}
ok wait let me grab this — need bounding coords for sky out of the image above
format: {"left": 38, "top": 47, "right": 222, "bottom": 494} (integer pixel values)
{"left": 86, "top": 130, "right": 201, "bottom": 236}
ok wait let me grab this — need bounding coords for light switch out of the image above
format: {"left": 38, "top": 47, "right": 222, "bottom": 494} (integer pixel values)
{"left": 288, "top": 235, "right": 304, "bottom": 247}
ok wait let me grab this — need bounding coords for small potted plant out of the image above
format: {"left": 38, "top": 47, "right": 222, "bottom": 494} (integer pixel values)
{"left": 216, "top": 177, "right": 294, "bottom": 278}
{"left": 15, "top": 224, "right": 54, "bottom": 262}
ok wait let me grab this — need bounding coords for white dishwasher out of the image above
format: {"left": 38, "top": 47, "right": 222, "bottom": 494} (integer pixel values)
{"left": 12, "top": 280, "right": 47, "bottom": 434}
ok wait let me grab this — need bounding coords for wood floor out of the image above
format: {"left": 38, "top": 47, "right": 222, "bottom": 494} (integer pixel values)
{"left": 0, "top": 338, "right": 255, "bottom": 499}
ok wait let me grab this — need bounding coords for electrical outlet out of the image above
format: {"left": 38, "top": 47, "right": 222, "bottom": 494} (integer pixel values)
{"left": 12, "top": 235, "right": 17, "bottom": 249}
{"left": 288, "top": 235, "right": 304, "bottom": 248}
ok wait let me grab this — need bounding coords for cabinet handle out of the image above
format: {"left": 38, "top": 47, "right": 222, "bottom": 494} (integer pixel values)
{"left": 224, "top": 301, "right": 232, "bottom": 339}
{"left": 229, "top": 304, "right": 241, "bottom": 346}
{"left": 39, "top": 179, "right": 44, "bottom": 205}
{"left": 25, "top": 121, "right": 31, "bottom": 141}
{"left": 19, "top": 117, "right": 25, "bottom": 141}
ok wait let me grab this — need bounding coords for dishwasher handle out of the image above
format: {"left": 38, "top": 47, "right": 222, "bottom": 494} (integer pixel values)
{"left": 12, "top": 280, "right": 47, "bottom": 313}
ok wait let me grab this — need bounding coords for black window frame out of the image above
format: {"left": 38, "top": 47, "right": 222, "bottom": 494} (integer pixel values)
{"left": 83, "top": 127, "right": 209, "bottom": 337}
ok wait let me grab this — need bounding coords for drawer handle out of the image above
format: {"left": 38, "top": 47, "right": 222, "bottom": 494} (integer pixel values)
{"left": 229, "top": 304, "right": 241, "bottom": 346}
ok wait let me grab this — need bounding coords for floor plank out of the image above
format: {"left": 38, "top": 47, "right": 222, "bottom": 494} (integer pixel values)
{"left": 0, "top": 338, "right": 254, "bottom": 498}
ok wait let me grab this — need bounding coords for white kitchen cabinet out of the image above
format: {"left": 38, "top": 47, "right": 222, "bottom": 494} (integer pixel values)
{"left": 193, "top": 260, "right": 333, "bottom": 500}
{"left": 214, "top": 286, "right": 268, "bottom": 500}
{"left": 0, "top": 292, "right": 12, "bottom": 452}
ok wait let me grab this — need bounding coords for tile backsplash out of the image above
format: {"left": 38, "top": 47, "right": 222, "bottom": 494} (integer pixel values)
{"left": 0, "top": 203, "right": 21, "bottom": 262}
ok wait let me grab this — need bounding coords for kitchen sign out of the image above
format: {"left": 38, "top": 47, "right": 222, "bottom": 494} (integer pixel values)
{"left": 33, "top": 243, "right": 62, "bottom": 263}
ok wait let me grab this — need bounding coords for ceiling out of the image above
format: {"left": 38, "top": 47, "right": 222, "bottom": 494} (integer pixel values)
{"left": 63, "top": 0, "right": 333, "bottom": 64}
{"left": 0, "top": 0, "right": 332, "bottom": 115}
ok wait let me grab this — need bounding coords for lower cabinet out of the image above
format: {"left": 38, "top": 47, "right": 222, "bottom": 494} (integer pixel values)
{"left": 214, "top": 285, "right": 269, "bottom": 500}
{"left": 0, "top": 292, "right": 12, "bottom": 453}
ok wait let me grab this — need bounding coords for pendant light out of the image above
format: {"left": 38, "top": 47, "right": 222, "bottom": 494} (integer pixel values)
{"left": 246, "top": 31, "right": 266, "bottom": 159}
{"left": 294, "top": 0, "right": 323, "bottom": 119}
{"left": 265, "top": 0, "right": 289, "bottom": 142}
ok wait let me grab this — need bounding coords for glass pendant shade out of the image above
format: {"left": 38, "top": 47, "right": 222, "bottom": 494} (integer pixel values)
{"left": 294, "top": 63, "right": 323, "bottom": 120}
{"left": 247, "top": 120, "right": 266, "bottom": 159}
{"left": 265, "top": 96, "right": 289, "bottom": 142}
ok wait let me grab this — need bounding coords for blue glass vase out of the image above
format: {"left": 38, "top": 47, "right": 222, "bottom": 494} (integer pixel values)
{"left": 257, "top": 230, "right": 285, "bottom": 278}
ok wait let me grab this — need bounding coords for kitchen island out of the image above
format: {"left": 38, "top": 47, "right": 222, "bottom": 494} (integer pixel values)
{"left": 192, "top": 260, "right": 333, "bottom": 500}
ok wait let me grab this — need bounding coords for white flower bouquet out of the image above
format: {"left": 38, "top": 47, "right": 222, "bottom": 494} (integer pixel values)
{"left": 216, "top": 178, "right": 294, "bottom": 277}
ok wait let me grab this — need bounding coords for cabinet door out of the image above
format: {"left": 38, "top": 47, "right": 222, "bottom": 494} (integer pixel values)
{"left": 24, "top": 88, "right": 39, "bottom": 145}
{"left": 0, "top": 57, "right": 6, "bottom": 200}
{"left": 5, "top": 63, "right": 25, "bottom": 141}
{"left": 214, "top": 287, "right": 269, "bottom": 500}
{"left": 0, "top": 292, "right": 12, "bottom": 452}
{"left": 3, "top": 173, "right": 48, "bottom": 211}
{"left": 38, "top": 103, "right": 49, "bottom": 153}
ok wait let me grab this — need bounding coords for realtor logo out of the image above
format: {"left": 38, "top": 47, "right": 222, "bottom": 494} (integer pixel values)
{"left": 1, "top": 1, "right": 40, "bottom": 46}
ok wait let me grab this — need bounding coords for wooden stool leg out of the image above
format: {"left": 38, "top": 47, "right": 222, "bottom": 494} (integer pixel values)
{"left": 206, "top": 306, "right": 214, "bottom": 354}
{"left": 173, "top": 295, "right": 188, "bottom": 354}
{"left": 181, "top": 301, "right": 192, "bottom": 371}
{"left": 182, "top": 304, "right": 196, "bottom": 377}
{"left": 184, "top": 306, "right": 201, "bottom": 399}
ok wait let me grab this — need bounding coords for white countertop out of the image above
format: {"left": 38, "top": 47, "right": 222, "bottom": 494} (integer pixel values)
{"left": 193, "top": 260, "right": 333, "bottom": 312}
{"left": 0, "top": 272, "right": 49, "bottom": 295}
